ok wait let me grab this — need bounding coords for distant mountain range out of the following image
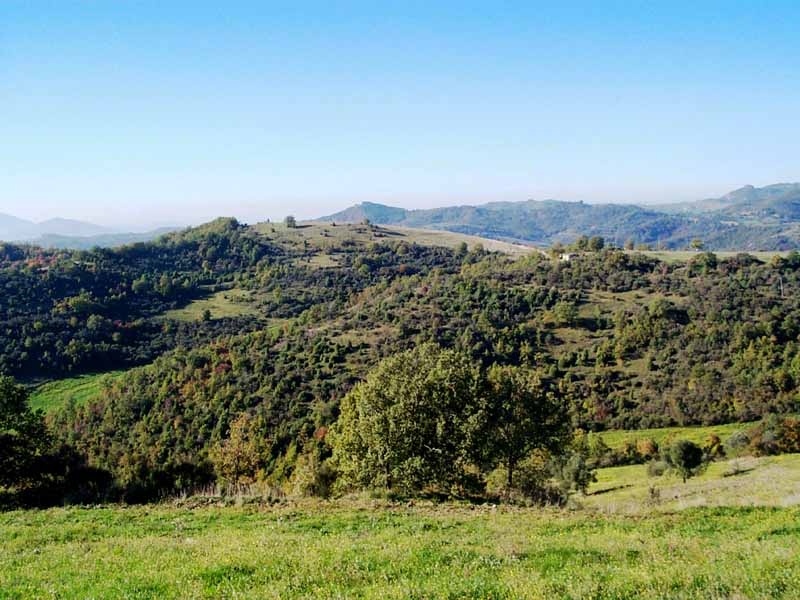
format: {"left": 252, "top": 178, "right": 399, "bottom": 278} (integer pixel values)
{"left": 0, "top": 213, "right": 177, "bottom": 249}
{"left": 31, "top": 229, "right": 179, "bottom": 250}
{"left": 0, "top": 213, "right": 112, "bottom": 242}
{"left": 318, "top": 183, "right": 800, "bottom": 251}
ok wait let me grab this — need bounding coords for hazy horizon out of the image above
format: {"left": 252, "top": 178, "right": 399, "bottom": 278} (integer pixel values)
{"left": 4, "top": 180, "right": 796, "bottom": 230}
{"left": 3, "top": 2, "right": 799, "bottom": 229}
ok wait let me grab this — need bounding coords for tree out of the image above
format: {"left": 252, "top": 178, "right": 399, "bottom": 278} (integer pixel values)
{"left": 669, "top": 440, "right": 704, "bottom": 483}
{"left": 552, "top": 300, "right": 578, "bottom": 326}
{"left": 209, "top": 412, "right": 268, "bottom": 485}
{"left": 624, "top": 239, "right": 635, "bottom": 251}
{"left": 690, "top": 239, "right": 704, "bottom": 251}
{"left": 284, "top": 215, "right": 297, "bottom": 228}
{"left": 484, "top": 365, "right": 569, "bottom": 488}
{"left": 201, "top": 308, "right": 212, "bottom": 322}
{"left": 0, "top": 376, "right": 51, "bottom": 489}
{"left": 588, "top": 236, "right": 605, "bottom": 252}
{"left": 331, "top": 344, "right": 487, "bottom": 493}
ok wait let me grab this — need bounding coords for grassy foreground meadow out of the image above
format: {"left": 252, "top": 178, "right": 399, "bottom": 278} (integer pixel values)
{"left": 2, "top": 504, "right": 798, "bottom": 599}
{"left": 3, "top": 454, "right": 800, "bottom": 600}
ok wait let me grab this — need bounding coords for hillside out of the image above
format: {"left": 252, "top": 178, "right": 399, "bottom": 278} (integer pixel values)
{"left": 2, "top": 217, "right": 798, "bottom": 501}
{"left": 318, "top": 184, "right": 800, "bottom": 250}
{"left": 661, "top": 183, "right": 800, "bottom": 220}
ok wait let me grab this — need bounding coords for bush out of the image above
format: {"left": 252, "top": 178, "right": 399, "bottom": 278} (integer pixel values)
{"left": 668, "top": 440, "right": 705, "bottom": 483}
{"left": 548, "top": 451, "right": 596, "bottom": 495}
{"left": 486, "top": 453, "right": 565, "bottom": 505}
{"left": 726, "top": 430, "right": 750, "bottom": 451}
{"left": 647, "top": 460, "right": 669, "bottom": 477}
{"left": 778, "top": 418, "right": 800, "bottom": 453}
{"left": 636, "top": 438, "right": 659, "bottom": 460}
{"left": 290, "top": 450, "right": 336, "bottom": 498}
{"left": 703, "top": 434, "right": 726, "bottom": 460}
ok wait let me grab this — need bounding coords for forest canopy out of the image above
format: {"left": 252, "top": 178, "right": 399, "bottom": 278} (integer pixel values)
{"left": 1, "top": 221, "right": 799, "bottom": 502}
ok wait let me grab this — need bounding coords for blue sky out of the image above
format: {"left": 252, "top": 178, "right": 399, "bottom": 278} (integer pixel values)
{"left": 2, "top": 1, "right": 799, "bottom": 228}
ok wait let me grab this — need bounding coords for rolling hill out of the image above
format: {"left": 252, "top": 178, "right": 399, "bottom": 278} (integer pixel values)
{"left": 318, "top": 184, "right": 800, "bottom": 250}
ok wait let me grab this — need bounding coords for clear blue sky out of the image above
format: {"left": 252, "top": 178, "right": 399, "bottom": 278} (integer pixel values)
{"left": 2, "top": 1, "right": 799, "bottom": 228}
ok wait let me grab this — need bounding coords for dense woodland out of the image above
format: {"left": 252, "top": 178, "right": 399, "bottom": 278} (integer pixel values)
{"left": 1, "top": 219, "right": 800, "bottom": 502}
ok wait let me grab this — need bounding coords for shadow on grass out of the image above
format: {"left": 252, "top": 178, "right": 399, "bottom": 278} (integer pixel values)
{"left": 722, "top": 467, "right": 755, "bottom": 478}
{"left": 588, "top": 484, "right": 633, "bottom": 496}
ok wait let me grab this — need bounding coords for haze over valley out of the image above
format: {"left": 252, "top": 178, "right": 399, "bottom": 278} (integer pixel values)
{"left": 6, "top": 182, "right": 800, "bottom": 251}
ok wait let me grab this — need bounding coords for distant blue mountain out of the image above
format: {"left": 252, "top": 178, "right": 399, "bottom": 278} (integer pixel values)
{"left": 0, "top": 213, "right": 111, "bottom": 242}
{"left": 0, "top": 213, "right": 178, "bottom": 248}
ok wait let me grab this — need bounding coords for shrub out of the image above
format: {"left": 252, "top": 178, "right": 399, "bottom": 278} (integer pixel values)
{"left": 703, "top": 434, "right": 726, "bottom": 460}
{"left": 290, "top": 449, "right": 336, "bottom": 498}
{"left": 778, "top": 418, "right": 800, "bottom": 454}
{"left": 636, "top": 438, "right": 659, "bottom": 460}
{"left": 548, "top": 451, "right": 596, "bottom": 495}
{"left": 486, "top": 452, "right": 565, "bottom": 505}
{"left": 586, "top": 433, "right": 613, "bottom": 467}
{"left": 668, "top": 440, "right": 705, "bottom": 483}
{"left": 726, "top": 430, "right": 750, "bottom": 451}
{"left": 647, "top": 460, "right": 669, "bottom": 477}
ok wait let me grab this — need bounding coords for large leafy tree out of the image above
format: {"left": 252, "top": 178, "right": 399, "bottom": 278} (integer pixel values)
{"left": 331, "top": 343, "right": 487, "bottom": 493}
{"left": 0, "top": 376, "right": 51, "bottom": 489}
{"left": 484, "top": 365, "right": 570, "bottom": 488}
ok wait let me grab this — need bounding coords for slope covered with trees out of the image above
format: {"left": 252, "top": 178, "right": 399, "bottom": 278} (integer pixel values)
{"left": 1, "top": 218, "right": 799, "bottom": 502}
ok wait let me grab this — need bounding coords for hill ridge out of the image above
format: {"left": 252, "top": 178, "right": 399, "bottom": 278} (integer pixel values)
{"left": 316, "top": 183, "right": 800, "bottom": 250}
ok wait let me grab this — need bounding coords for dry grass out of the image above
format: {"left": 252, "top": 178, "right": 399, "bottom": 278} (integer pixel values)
{"left": 584, "top": 453, "right": 800, "bottom": 514}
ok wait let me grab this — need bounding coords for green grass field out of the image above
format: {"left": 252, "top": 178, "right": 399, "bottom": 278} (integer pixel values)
{"left": 161, "top": 288, "right": 261, "bottom": 322}
{"left": 2, "top": 453, "right": 799, "bottom": 599}
{"left": 1, "top": 501, "right": 797, "bottom": 598}
{"left": 597, "top": 421, "right": 750, "bottom": 450}
{"left": 29, "top": 371, "right": 126, "bottom": 414}
{"left": 586, "top": 453, "right": 800, "bottom": 513}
